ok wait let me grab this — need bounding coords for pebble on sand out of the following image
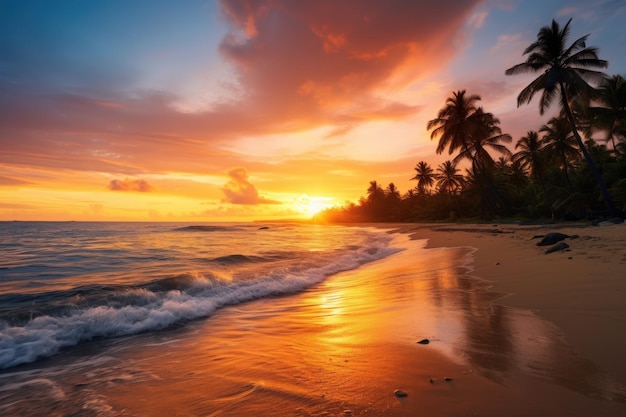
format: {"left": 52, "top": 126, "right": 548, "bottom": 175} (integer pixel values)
{"left": 394, "top": 389, "right": 408, "bottom": 398}
{"left": 417, "top": 339, "right": 430, "bottom": 344}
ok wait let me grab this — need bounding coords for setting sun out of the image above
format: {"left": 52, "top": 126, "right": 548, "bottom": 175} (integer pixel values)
{"left": 294, "top": 194, "right": 335, "bottom": 217}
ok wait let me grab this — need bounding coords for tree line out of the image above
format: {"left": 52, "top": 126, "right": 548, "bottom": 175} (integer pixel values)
{"left": 317, "top": 19, "right": 625, "bottom": 223}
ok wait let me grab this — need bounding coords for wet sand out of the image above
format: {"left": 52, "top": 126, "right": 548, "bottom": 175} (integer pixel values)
{"left": 2, "top": 223, "right": 625, "bottom": 416}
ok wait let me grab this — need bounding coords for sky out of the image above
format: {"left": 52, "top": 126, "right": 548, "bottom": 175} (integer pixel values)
{"left": 1, "top": 0, "right": 625, "bottom": 221}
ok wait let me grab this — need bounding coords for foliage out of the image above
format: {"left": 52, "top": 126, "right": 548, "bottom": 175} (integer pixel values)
{"left": 315, "top": 20, "right": 625, "bottom": 224}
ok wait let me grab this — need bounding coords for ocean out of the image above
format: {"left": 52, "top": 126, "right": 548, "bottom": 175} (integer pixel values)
{"left": 2, "top": 222, "right": 622, "bottom": 416}
{"left": 0, "top": 222, "right": 401, "bottom": 370}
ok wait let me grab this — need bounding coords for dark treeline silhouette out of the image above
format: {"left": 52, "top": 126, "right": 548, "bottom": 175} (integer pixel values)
{"left": 317, "top": 19, "right": 625, "bottom": 223}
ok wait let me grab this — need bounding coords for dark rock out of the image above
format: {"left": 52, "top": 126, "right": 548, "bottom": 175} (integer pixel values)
{"left": 536, "top": 232, "right": 570, "bottom": 246}
{"left": 258, "top": 226, "right": 270, "bottom": 230}
{"left": 545, "top": 242, "right": 570, "bottom": 254}
{"left": 444, "top": 377, "right": 453, "bottom": 382}
{"left": 417, "top": 339, "right": 430, "bottom": 345}
{"left": 394, "top": 389, "right": 408, "bottom": 398}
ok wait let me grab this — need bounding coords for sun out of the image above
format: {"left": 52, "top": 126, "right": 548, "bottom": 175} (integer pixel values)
{"left": 294, "top": 194, "right": 334, "bottom": 217}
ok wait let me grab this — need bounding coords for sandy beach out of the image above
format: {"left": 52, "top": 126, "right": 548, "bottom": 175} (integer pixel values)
{"left": 409, "top": 221, "right": 626, "bottom": 380}
{"left": 386, "top": 221, "right": 626, "bottom": 416}
{"left": 2, "top": 222, "right": 625, "bottom": 416}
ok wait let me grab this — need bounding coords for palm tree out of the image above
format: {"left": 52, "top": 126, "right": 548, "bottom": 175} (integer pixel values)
{"left": 385, "top": 182, "right": 401, "bottom": 201}
{"left": 452, "top": 108, "right": 512, "bottom": 172}
{"left": 365, "top": 180, "right": 385, "bottom": 220}
{"left": 586, "top": 74, "right": 626, "bottom": 155}
{"left": 505, "top": 18, "right": 621, "bottom": 217}
{"left": 435, "top": 161, "right": 464, "bottom": 195}
{"left": 540, "top": 116, "right": 580, "bottom": 191}
{"left": 427, "top": 90, "right": 482, "bottom": 157}
{"left": 411, "top": 161, "right": 435, "bottom": 194}
{"left": 428, "top": 92, "right": 512, "bottom": 216}
{"left": 513, "top": 131, "right": 544, "bottom": 177}
{"left": 366, "top": 180, "right": 384, "bottom": 201}
{"left": 513, "top": 130, "right": 554, "bottom": 214}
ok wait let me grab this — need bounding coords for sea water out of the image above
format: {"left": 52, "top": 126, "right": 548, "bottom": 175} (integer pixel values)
{"left": 3, "top": 222, "right": 622, "bottom": 416}
{"left": 0, "top": 222, "right": 401, "bottom": 370}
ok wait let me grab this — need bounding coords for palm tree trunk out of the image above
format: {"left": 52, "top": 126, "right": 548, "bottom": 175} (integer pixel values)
{"left": 560, "top": 83, "right": 622, "bottom": 218}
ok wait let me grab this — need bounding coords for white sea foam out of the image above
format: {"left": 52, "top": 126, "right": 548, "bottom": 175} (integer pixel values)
{"left": 0, "top": 230, "right": 401, "bottom": 369}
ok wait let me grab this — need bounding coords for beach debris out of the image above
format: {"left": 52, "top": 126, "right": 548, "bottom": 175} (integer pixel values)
{"left": 495, "top": 262, "right": 500, "bottom": 265}
{"left": 417, "top": 338, "right": 430, "bottom": 345}
{"left": 545, "top": 242, "right": 569, "bottom": 254}
{"left": 444, "top": 377, "right": 453, "bottom": 382}
{"left": 429, "top": 378, "right": 434, "bottom": 384}
{"left": 394, "top": 389, "right": 408, "bottom": 398}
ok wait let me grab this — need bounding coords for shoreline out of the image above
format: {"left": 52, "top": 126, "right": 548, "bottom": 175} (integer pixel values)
{"left": 384, "top": 221, "right": 626, "bottom": 382}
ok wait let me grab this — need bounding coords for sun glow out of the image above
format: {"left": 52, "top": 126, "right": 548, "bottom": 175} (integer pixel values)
{"left": 294, "top": 194, "right": 334, "bottom": 217}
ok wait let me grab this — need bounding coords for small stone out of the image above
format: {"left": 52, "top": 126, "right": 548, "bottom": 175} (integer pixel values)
{"left": 417, "top": 339, "right": 430, "bottom": 345}
{"left": 495, "top": 262, "right": 500, "bottom": 265}
{"left": 394, "top": 389, "right": 408, "bottom": 398}
{"left": 429, "top": 378, "right": 434, "bottom": 384}
{"left": 444, "top": 377, "right": 453, "bottom": 382}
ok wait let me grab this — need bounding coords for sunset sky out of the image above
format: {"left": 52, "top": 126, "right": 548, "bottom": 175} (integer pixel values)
{"left": 1, "top": 0, "right": 625, "bottom": 221}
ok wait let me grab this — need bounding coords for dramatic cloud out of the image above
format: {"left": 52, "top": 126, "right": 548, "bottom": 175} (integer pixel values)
{"left": 221, "top": 168, "right": 280, "bottom": 205}
{"left": 108, "top": 178, "right": 154, "bottom": 192}
{"left": 0, "top": 0, "right": 482, "bottom": 176}
{"left": 217, "top": 0, "right": 480, "bottom": 128}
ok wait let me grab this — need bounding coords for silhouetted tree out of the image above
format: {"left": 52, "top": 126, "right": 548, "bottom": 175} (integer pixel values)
{"left": 505, "top": 18, "right": 620, "bottom": 216}
{"left": 411, "top": 161, "right": 435, "bottom": 194}
{"left": 435, "top": 161, "right": 464, "bottom": 195}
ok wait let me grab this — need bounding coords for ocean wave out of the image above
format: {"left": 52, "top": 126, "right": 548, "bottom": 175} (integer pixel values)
{"left": 172, "top": 225, "right": 244, "bottom": 233}
{"left": 210, "top": 254, "right": 268, "bottom": 264}
{"left": 0, "top": 234, "right": 401, "bottom": 369}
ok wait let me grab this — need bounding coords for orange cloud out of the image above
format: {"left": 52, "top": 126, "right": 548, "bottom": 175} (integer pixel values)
{"left": 108, "top": 178, "right": 154, "bottom": 192}
{"left": 217, "top": 0, "right": 481, "bottom": 128}
{"left": 0, "top": 0, "right": 480, "bottom": 178}
{"left": 221, "top": 167, "right": 280, "bottom": 205}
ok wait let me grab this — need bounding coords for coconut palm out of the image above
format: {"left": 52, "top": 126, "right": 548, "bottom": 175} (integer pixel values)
{"left": 410, "top": 161, "right": 435, "bottom": 194}
{"left": 452, "top": 108, "right": 512, "bottom": 172}
{"left": 505, "top": 18, "right": 620, "bottom": 216}
{"left": 513, "top": 130, "right": 554, "bottom": 213}
{"left": 586, "top": 74, "right": 626, "bottom": 155}
{"left": 385, "top": 182, "right": 401, "bottom": 201}
{"left": 513, "top": 131, "right": 544, "bottom": 177}
{"left": 435, "top": 161, "right": 464, "bottom": 195}
{"left": 427, "top": 90, "right": 481, "bottom": 157}
{"left": 540, "top": 116, "right": 580, "bottom": 191}
{"left": 428, "top": 92, "right": 512, "bottom": 216}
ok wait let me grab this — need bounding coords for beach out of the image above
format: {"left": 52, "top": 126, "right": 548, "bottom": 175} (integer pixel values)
{"left": 413, "top": 221, "right": 626, "bottom": 381}
{"left": 1, "top": 221, "right": 625, "bottom": 416}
